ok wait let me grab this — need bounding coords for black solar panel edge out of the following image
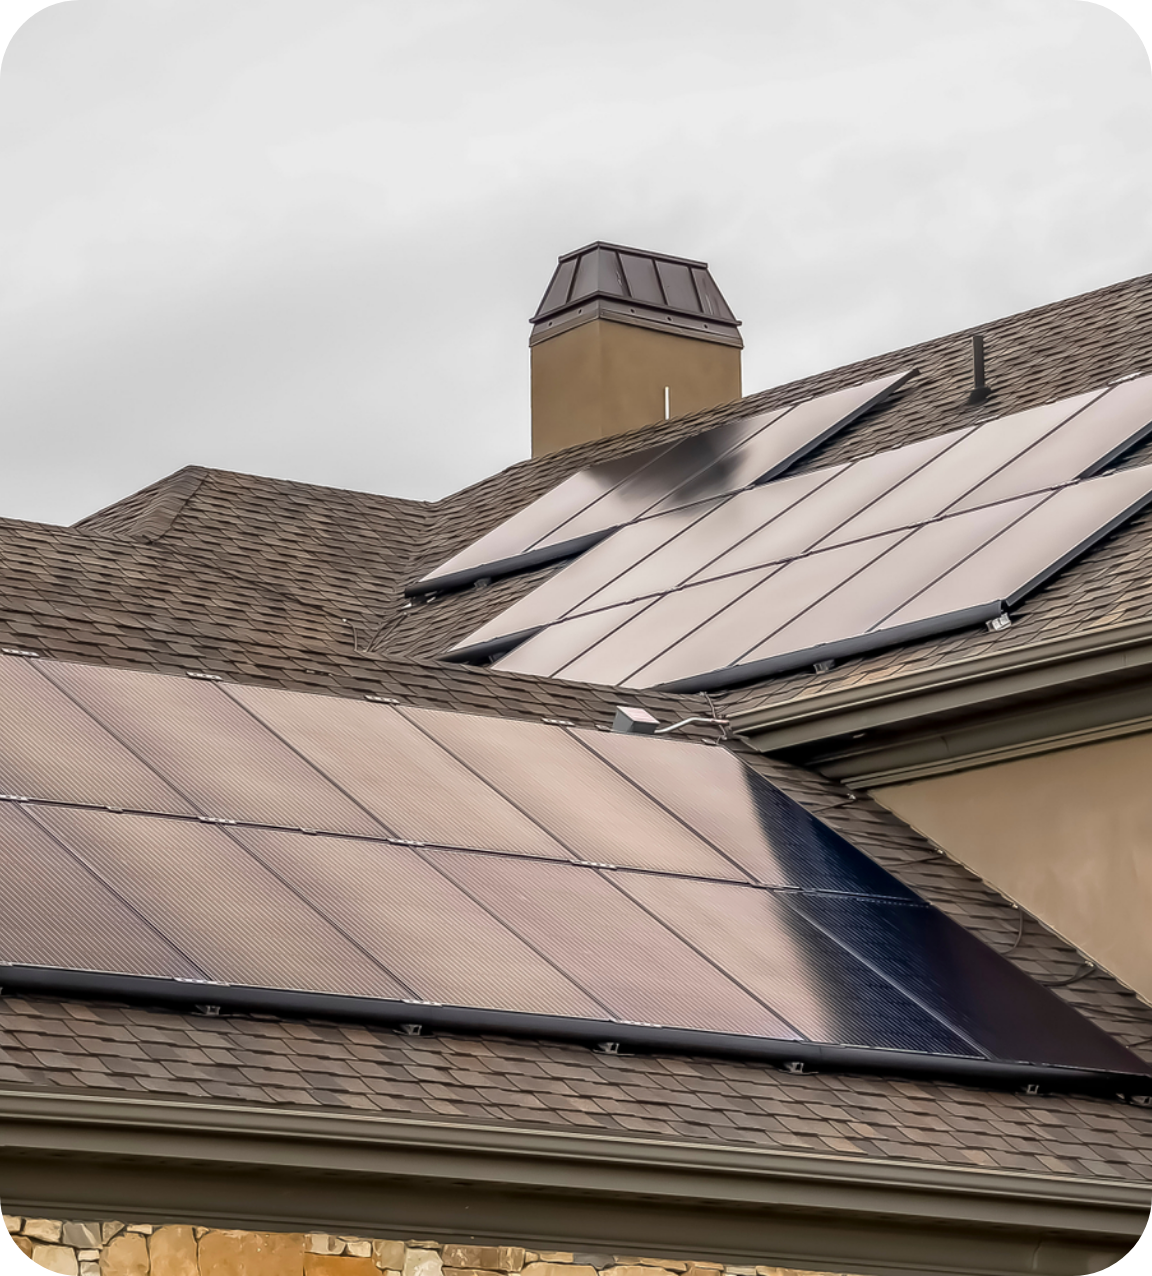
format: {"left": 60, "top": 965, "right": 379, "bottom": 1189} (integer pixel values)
{"left": 2, "top": 962, "right": 1149, "bottom": 1092}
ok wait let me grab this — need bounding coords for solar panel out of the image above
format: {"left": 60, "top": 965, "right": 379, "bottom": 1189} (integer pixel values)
{"left": 572, "top": 729, "right": 917, "bottom": 897}
{"left": 613, "top": 873, "right": 977, "bottom": 1054}
{"left": 446, "top": 498, "right": 725, "bottom": 660}
{"left": 625, "top": 534, "right": 907, "bottom": 689}
{"left": 29, "top": 806, "right": 406, "bottom": 998}
{"left": 492, "top": 596, "right": 657, "bottom": 678}
{"left": 459, "top": 376, "right": 1152, "bottom": 695}
{"left": 424, "top": 849, "right": 798, "bottom": 1037}
{"left": 411, "top": 445, "right": 673, "bottom": 594}
{"left": 43, "top": 661, "right": 384, "bottom": 835}
{"left": 572, "top": 470, "right": 842, "bottom": 614}
{"left": 229, "top": 827, "right": 603, "bottom": 1017}
{"left": 819, "top": 391, "right": 1103, "bottom": 546}
{"left": 556, "top": 568, "right": 780, "bottom": 687}
{"left": 879, "top": 465, "right": 1152, "bottom": 632}
{"left": 0, "top": 802, "right": 202, "bottom": 979}
{"left": 406, "top": 707, "right": 751, "bottom": 878}
{"left": 223, "top": 684, "right": 572, "bottom": 857}
{"left": 0, "top": 658, "right": 194, "bottom": 813}
{"left": 950, "top": 374, "right": 1152, "bottom": 511}
{"left": 787, "top": 894, "right": 1143, "bottom": 1072}
{"left": 414, "top": 372, "right": 912, "bottom": 593}
{"left": 0, "top": 657, "right": 1147, "bottom": 1082}
{"left": 731, "top": 495, "right": 1047, "bottom": 674}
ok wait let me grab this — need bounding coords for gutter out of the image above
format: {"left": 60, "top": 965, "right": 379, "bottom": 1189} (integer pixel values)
{"left": 728, "top": 618, "right": 1152, "bottom": 769}
{"left": 1, "top": 1089, "right": 1147, "bottom": 1276}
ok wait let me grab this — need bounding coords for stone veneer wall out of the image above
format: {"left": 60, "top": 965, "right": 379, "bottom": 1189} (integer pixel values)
{"left": 2, "top": 1218, "right": 857, "bottom": 1276}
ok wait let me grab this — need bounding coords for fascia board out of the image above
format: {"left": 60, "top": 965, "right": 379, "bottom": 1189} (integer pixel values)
{"left": 5, "top": 1090, "right": 1148, "bottom": 1276}
{"left": 729, "top": 619, "right": 1152, "bottom": 753}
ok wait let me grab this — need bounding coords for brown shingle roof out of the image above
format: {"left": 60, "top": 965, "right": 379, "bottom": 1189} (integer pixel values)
{"left": 4, "top": 992, "right": 1152, "bottom": 1182}
{"left": 4, "top": 269, "right": 1152, "bottom": 1181}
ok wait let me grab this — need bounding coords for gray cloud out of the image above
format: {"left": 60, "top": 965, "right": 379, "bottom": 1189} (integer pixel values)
{"left": 0, "top": 0, "right": 1149, "bottom": 523}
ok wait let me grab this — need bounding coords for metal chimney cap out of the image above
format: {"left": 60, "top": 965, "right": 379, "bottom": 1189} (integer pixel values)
{"left": 530, "top": 242, "right": 742, "bottom": 349}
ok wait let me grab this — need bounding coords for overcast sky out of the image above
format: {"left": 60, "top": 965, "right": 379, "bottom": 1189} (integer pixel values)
{"left": 0, "top": 0, "right": 1148, "bottom": 524}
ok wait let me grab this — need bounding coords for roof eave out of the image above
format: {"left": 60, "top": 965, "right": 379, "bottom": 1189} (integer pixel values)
{"left": 730, "top": 618, "right": 1152, "bottom": 787}
{"left": 3, "top": 1088, "right": 1147, "bottom": 1274}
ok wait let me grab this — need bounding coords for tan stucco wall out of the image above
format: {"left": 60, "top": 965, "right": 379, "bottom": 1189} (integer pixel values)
{"left": 872, "top": 732, "right": 1152, "bottom": 1000}
{"left": 530, "top": 320, "right": 741, "bottom": 456}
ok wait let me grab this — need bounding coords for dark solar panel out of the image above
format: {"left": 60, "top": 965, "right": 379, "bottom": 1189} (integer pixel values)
{"left": 559, "top": 569, "right": 778, "bottom": 688}
{"left": 952, "top": 374, "right": 1152, "bottom": 509}
{"left": 493, "top": 597, "right": 656, "bottom": 678}
{"left": 448, "top": 499, "right": 724, "bottom": 658}
{"left": 613, "top": 874, "right": 977, "bottom": 1054}
{"left": 881, "top": 466, "right": 1152, "bottom": 632}
{"left": 573, "top": 730, "right": 918, "bottom": 898}
{"left": 30, "top": 807, "right": 406, "bottom": 998}
{"left": 629, "top": 536, "right": 904, "bottom": 689}
{"left": 0, "top": 658, "right": 193, "bottom": 813}
{"left": 787, "top": 894, "right": 1143, "bottom": 1071}
{"left": 822, "top": 392, "right": 1102, "bottom": 545}
{"left": 418, "top": 373, "right": 912, "bottom": 593}
{"left": 43, "top": 662, "right": 384, "bottom": 835}
{"left": 230, "top": 827, "right": 603, "bottom": 1017}
{"left": 0, "top": 802, "right": 202, "bottom": 979}
{"left": 425, "top": 850, "right": 798, "bottom": 1037}
{"left": 224, "top": 684, "right": 571, "bottom": 858}
{"left": 407, "top": 708, "right": 751, "bottom": 879}
{"left": 735, "top": 496, "right": 1045, "bottom": 673}
{"left": 2, "top": 657, "right": 1148, "bottom": 1081}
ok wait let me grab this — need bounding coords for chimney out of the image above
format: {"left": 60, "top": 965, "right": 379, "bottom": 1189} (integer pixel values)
{"left": 529, "top": 242, "right": 742, "bottom": 456}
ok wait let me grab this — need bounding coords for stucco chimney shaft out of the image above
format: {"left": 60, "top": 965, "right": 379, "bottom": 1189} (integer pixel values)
{"left": 529, "top": 242, "right": 743, "bottom": 457}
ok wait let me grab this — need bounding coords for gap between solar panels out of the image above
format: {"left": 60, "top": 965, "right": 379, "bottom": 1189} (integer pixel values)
{"left": 0, "top": 655, "right": 1148, "bottom": 1094}
{"left": 438, "top": 373, "right": 1152, "bottom": 692}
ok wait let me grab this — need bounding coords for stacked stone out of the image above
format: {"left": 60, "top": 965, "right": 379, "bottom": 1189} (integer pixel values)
{"left": 2, "top": 1219, "right": 852, "bottom": 1276}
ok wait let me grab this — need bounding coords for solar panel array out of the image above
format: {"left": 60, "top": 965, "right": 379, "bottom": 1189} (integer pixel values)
{"left": 0, "top": 654, "right": 1144, "bottom": 1077}
{"left": 412, "top": 371, "right": 914, "bottom": 596}
{"left": 444, "top": 375, "right": 1152, "bottom": 691}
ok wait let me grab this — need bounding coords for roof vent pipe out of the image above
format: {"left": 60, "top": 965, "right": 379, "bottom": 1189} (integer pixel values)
{"left": 968, "top": 334, "right": 991, "bottom": 404}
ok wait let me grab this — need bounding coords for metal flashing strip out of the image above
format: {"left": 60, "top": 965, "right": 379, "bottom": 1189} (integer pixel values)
{"left": 1, "top": 963, "right": 1149, "bottom": 1095}
{"left": 1, "top": 1089, "right": 1147, "bottom": 1274}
